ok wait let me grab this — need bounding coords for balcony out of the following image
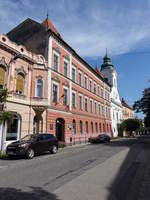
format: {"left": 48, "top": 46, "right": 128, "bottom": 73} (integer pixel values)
{"left": 30, "top": 97, "right": 48, "bottom": 107}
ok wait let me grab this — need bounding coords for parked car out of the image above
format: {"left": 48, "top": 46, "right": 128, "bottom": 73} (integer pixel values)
{"left": 6, "top": 133, "right": 58, "bottom": 159}
{"left": 88, "top": 134, "right": 111, "bottom": 144}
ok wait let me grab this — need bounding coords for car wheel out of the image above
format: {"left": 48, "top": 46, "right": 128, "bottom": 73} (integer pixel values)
{"left": 51, "top": 145, "right": 58, "bottom": 154}
{"left": 26, "top": 148, "right": 34, "bottom": 159}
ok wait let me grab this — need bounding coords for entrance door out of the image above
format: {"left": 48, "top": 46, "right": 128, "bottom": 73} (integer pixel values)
{"left": 56, "top": 118, "right": 65, "bottom": 142}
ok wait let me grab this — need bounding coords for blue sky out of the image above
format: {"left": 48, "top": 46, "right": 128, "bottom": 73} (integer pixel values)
{"left": 1, "top": 0, "right": 150, "bottom": 118}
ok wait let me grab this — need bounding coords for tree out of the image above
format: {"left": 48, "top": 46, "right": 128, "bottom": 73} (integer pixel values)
{"left": 133, "top": 87, "right": 150, "bottom": 127}
{"left": 0, "top": 89, "right": 12, "bottom": 124}
{"left": 121, "top": 118, "right": 142, "bottom": 136}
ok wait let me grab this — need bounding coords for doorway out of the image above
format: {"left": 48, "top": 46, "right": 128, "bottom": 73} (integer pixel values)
{"left": 56, "top": 118, "right": 65, "bottom": 141}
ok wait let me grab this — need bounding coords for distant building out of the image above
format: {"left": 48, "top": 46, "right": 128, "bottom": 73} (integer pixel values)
{"left": 121, "top": 98, "right": 134, "bottom": 120}
{"left": 101, "top": 52, "right": 122, "bottom": 137}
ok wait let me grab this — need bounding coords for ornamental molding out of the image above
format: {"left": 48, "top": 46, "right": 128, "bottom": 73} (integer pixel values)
{"left": 0, "top": 57, "right": 8, "bottom": 68}
{"left": 15, "top": 66, "right": 27, "bottom": 76}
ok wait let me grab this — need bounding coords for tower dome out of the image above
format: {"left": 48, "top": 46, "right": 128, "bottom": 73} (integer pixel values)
{"left": 101, "top": 49, "right": 114, "bottom": 70}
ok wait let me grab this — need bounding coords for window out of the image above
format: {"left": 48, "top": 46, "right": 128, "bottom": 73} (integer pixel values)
{"left": 101, "top": 88, "right": 104, "bottom": 98}
{"left": 91, "top": 122, "right": 93, "bottom": 134}
{"left": 63, "top": 88, "right": 68, "bottom": 106}
{"left": 84, "top": 75, "right": 88, "bottom": 89}
{"left": 95, "top": 123, "right": 98, "bottom": 133}
{"left": 0, "top": 66, "right": 6, "bottom": 89}
{"left": 78, "top": 71, "right": 82, "bottom": 86}
{"left": 85, "top": 121, "right": 88, "bottom": 134}
{"left": 95, "top": 102, "right": 97, "bottom": 114}
{"left": 94, "top": 83, "right": 96, "bottom": 94}
{"left": 80, "top": 120, "right": 82, "bottom": 134}
{"left": 89, "top": 79, "right": 92, "bottom": 92}
{"left": 16, "top": 73, "right": 25, "bottom": 94}
{"left": 106, "top": 107, "right": 108, "bottom": 117}
{"left": 90, "top": 100, "right": 93, "bottom": 113}
{"left": 85, "top": 97, "right": 88, "bottom": 112}
{"left": 64, "top": 61, "right": 68, "bottom": 77}
{"left": 72, "top": 92, "right": 76, "bottom": 108}
{"left": 98, "top": 104, "right": 101, "bottom": 115}
{"left": 6, "top": 114, "right": 20, "bottom": 141}
{"left": 52, "top": 84, "right": 58, "bottom": 103}
{"left": 79, "top": 95, "right": 82, "bottom": 110}
{"left": 36, "top": 79, "right": 43, "bottom": 98}
{"left": 99, "top": 123, "right": 102, "bottom": 132}
{"left": 72, "top": 120, "right": 76, "bottom": 135}
{"left": 98, "top": 85, "right": 100, "bottom": 96}
{"left": 54, "top": 53, "right": 59, "bottom": 71}
{"left": 102, "top": 106, "right": 105, "bottom": 116}
{"left": 72, "top": 67, "right": 76, "bottom": 82}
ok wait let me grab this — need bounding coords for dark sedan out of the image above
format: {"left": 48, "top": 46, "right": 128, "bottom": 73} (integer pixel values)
{"left": 6, "top": 133, "right": 58, "bottom": 159}
{"left": 88, "top": 134, "right": 111, "bottom": 144}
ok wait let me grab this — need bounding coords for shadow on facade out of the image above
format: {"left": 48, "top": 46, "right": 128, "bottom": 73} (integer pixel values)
{"left": 105, "top": 137, "right": 149, "bottom": 200}
{"left": 0, "top": 186, "right": 61, "bottom": 200}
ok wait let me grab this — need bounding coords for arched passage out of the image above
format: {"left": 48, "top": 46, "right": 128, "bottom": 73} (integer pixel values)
{"left": 56, "top": 118, "right": 65, "bottom": 142}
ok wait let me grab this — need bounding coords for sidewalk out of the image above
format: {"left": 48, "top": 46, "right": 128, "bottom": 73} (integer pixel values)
{"left": 54, "top": 148, "right": 130, "bottom": 200}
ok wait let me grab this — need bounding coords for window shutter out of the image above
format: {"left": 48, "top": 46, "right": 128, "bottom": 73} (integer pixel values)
{"left": 0, "top": 67, "right": 6, "bottom": 86}
{"left": 16, "top": 74, "right": 24, "bottom": 93}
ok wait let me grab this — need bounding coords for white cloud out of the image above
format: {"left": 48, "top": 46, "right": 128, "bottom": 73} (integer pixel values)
{"left": 1, "top": 0, "right": 150, "bottom": 57}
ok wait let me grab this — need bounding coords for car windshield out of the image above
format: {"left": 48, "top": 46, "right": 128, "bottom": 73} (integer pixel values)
{"left": 20, "top": 134, "right": 37, "bottom": 141}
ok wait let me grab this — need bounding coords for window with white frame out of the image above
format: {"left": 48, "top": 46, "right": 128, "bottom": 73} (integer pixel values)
{"left": 78, "top": 71, "right": 82, "bottom": 86}
{"left": 101, "top": 88, "right": 104, "bottom": 98}
{"left": 90, "top": 99, "right": 93, "bottom": 113}
{"left": 98, "top": 104, "right": 101, "bottom": 115}
{"left": 72, "top": 92, "right": 76, "bottom": 108}
{"left": 89, "top": 79, "right": 92, "bottom": 92}
{"left": 85, "top": 97, "right": 88, "bottom": 112}
{"left": 95, "top": 101, "right": 97, "bottom": 114}
{"left": 36, "top": 78, "right": 43, "bottom": 98}
{"left": 72, "top": 66, "right": 76, "bottom": 82}
{"left": 63, "top": 60, "right": 68, "bottom": 77}
{"left": 79, "top": 95, "right": 83, "bottom": 110}
{"left": 52, "top": 83, "right": 58, "bottom": 103}
{"left": 84, "top": 75, "right": 88, "bottom": 89}
{"left": 98, "top": 85, "right": 100, "bottom": 96}
{"left": 63, "top": 88, "right": 68, "bottom": 106}
{"left": 53, "top": 52, "right": 59, "bottom": 72}
{"left": 94, "top": 82, "right": 97, "bottom": 94}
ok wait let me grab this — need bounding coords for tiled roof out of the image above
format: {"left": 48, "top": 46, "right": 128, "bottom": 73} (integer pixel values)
{"left": 122, "top": 99, "right": 133, "bottom": 110}
{"left": 42, "top": 18, "right": 62, "bottom": 38}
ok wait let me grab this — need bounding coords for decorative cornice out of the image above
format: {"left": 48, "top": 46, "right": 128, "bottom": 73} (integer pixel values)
{"left": 0, "top": 57, "right": 8, "bottom": 68}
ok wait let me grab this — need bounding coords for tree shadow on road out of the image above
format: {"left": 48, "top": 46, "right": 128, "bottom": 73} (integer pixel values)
{"left": 105, "top": 137, "right": 150, "bottom": 200}
{"left": 0, "top": 186, "right": 61, "bottom": 200}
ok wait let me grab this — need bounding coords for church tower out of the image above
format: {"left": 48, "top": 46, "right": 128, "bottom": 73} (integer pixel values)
{"left": 101, "top": 50, "right": 122, "bottom": 137}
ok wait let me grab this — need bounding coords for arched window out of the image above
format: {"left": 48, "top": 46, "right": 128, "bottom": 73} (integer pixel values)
{"left": 36, "top": 78, "right": 43, "bottom": 98}
{"left": 7, "top": 114, "right": 21, "bottom": 141}
{"left": 103, "top": 123, "right": 105, "bottom": 133}
{"left": 91, "top": 122, "right": 93, "bottom": 134}
{"left": 72, "top": 120, "right": 76, "bottom": 135}
{"left": 79, "top": 120, "right": 82, "bottom": 134}
{"left": 99, "top": 123, "right": 102, "bottom": 133}
{"left": 0, "top": 66, "right": 6, "bottom": 89}
{"left": 95, "top": 122, "right": 98, "bottom": 133}
{"left": 85, "top": 121, "right": 88, "bottom": 134}
{"left": 16, "top": 73, "right": 25, "bottom": 94}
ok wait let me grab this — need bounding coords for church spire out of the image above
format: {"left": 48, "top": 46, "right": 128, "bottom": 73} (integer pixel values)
{"left": 101, "top": 49, "right": 114, "bottom": 70}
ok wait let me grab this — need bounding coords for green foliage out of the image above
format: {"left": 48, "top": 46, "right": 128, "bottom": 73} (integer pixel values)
{"left": 121, "top": 118, "right": 142, "bottom": 134}
{"left": 0, "top": 89, "right": 7, "bottom": 103}
{"left": 0, "top": 89, "right": 13, "bottom": 124}
{"left": 133, "top": 87, "right": 150, "bottom": 127}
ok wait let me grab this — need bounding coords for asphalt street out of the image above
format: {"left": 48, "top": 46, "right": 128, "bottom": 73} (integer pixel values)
{"left": 0, "top": 137, "right": 148, "bottom": 200}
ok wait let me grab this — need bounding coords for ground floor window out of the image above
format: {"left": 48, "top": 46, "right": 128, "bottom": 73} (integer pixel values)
{"left": 79, "top": 120, "right": 82, "bottom": 134}
{"left": 72, "top": 120, "right": 76, "bottom": 135}
{"left": 6, "top": 114, "right": 20, "bottom": 141}
{"left": 85, "top": 121, "right": 88, "bottom": 134}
